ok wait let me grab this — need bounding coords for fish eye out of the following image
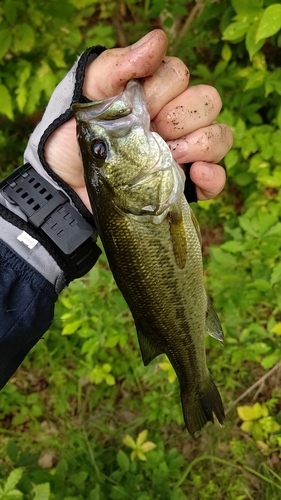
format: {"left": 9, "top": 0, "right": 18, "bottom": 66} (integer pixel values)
{"left": 91, "top": 139, "right": 108, "bottom": 160}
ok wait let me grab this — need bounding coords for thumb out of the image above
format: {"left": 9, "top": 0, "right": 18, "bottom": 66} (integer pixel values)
{"left": 83, "top": 30, "right": 168, "bottom": 100}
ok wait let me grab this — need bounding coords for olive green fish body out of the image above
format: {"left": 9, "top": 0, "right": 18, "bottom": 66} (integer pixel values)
{"left": 73, "top": 81, "right": 224, "bottom": 436}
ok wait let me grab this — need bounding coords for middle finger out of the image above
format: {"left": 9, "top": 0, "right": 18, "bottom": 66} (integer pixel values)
{"left": 152, "top": 84, "right": 222, "bottom": 140}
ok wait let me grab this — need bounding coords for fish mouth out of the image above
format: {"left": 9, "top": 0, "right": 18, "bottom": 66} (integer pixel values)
{"left": 72, "top": 94, "right": 132, "bottom": 122}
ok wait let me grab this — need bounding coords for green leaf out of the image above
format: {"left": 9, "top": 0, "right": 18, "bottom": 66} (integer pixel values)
{"left": 69, "top": 0, "right": 95, "bottom": 8}
{"left": 136, "top": 430, "right": 148, "bottom": 446}
{"left": 265, "top": 69, "right": 281, "bottom": 96}
{"left": 261, "top": 350, "right": 281, "bottom": 370}
{"left": 4, "top": 0, "right": 19, "bottom": 24}
{"left": 243, "top": 70, "right": 266, "bottom": 91}
{"left": 277, "top": 106, "right": 281, "bottom": 129}
{"left": 102, "top": 363, "right": 112, "bottom": 373}
{"left": 61, "top": 320, "right": 81, "bottom": 335}
{"left": 264, "top": 222, "right": 281, "bottom": 237}
{"left": 141, "top": 441, "right": 157, "bottom": 453}
{"left": 3, "top": 489, "right": 23, "bottom": 498}
{"left": 256, "top": 4, "right": 281, "bottom": 42}
{"left": 241, "top": 420, "right": 253, "bottom": 433}
{"left": 70, "top": 472, "right": 88, "bottom": 488}
{"left": 33, "top": 483, "right": 51, "bottom": 500}
{"left": 6, "top": 441, "right": 19, "bottom": 464}
{"left": 237, "top": 402, "right": 267, "bottom": 421}
{"left": 13, "top": 23, "right": 35, "bottom": 53}
{"left": 271, "top": 263, "right": 281, "bottom": 285}
{"left": 245, "top": 22, "right": 265, "bottom": 59}
{"left": 222, "top": 21, "right": 249, "bottom": 42}
{"left": 224, "top": 149, "right": 239, "bottom": 170}
{"left": 16, "top": 86, "right": 27, "bottom": 112}
{"left": 248, "top": 279, "right": 271, "bottom": 292}
{"left": 238, "top": 404, "right": 258, "bottom": 421}
{"left": 239, "top": 216, "right": 258, "bottom": 237}
{"left": 260, "top": 416, "right": 280, "bottom": 433}
{"left": 159, "top": 359, "right": 177, "bottom": 383}
{"left": 123, "top": 435, "right": 136, "bottom": 449}
{"left": 233, "top": 172, "right": 253, "bottom": 186}
{"left": 37, "top": 62, "right": 58, "bottom": 98}
{"left": 272, "top": 323, "right": 281, "bottom": 335}
{"left": 116, "top": 450, "right": 130, "bottom": 471}
{"left": 210, "top": 247, "right": 236, "bottom": 266}
{"left": 248, "top": 153, "right": 269, "bottom": 173}
{"left": 0, "top": 25, "right": 12, "bottom": 59}
{"left": 220, "top": 241, "right": 244, "bottom": 253}
{"left": 251, "top": 421, "right": 265, "bottom": 441}
{"left": 258, "top": 213, "right": 278, "bottom": 236}
{"left": 105, "top": 373, "right": 115, "bottom": 386}
{"left": 0, "top": 85, "right": 13, "bottom": 120}
{"left": 221, "top": 43, "right": 232, "bottom": 62}
{"left": 3, "top": 468, "right": 23, "bottom": 493}
{"left": 232, "top": 0, "right": 263, "bottom": 16}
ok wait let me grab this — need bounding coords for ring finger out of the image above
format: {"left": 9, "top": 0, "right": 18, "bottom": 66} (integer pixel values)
{"left": 167, "top": 123, "right": 233, "bottom": 164}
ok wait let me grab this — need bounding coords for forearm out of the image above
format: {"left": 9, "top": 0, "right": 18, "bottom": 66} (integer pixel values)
{"left": 0, "top": 46, "right": 106, "bottom": 388}
{"left": 0, "top": 236, "right": 56, "bottom": 390}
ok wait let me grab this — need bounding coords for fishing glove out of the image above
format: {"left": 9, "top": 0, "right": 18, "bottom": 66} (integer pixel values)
{"left": 0, "top": 45, "right": 106, "bottom": 293}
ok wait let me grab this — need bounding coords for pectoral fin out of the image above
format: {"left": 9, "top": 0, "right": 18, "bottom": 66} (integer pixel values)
{"left": 169, "top": 209, "right": 187, "bottom": 270}
{"left": 135, "top": 324, "right": 163, "bottom": 366}
{"left": 206, "top": 296, "right": 224, "bottom": 343}
{"left": 190, "top": 208, "right": 202, "bottom": 246}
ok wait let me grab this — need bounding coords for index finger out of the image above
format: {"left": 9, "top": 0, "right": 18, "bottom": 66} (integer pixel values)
{"left": 83, "top": 30, "right": 168, "bottom": 100}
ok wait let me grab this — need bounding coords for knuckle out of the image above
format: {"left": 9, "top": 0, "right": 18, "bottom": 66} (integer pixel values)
{"left": 162, "top": 56, "right": 190, "bottom": 83}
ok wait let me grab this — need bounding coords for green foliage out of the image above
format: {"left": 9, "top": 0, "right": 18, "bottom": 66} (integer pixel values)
{"left": 1, "top": 0, "right": 281, "bottom": 499}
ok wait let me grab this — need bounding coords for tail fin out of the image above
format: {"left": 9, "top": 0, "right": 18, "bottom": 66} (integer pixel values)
{"left": 180, "top": 374, "right": 225, "bottom": 437}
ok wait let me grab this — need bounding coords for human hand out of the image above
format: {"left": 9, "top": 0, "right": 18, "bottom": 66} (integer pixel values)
{"left": 45, "top": 30, "right": 232, "bottom": 211}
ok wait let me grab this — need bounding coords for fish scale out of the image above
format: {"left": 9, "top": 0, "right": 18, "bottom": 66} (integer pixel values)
{"left": 73, "top": 80, "right": 225, "bottom": 437}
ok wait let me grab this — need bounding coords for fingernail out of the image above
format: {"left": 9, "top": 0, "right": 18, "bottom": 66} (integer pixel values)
{"left": 198, "top": 163, "right": 214, "bottom": 181}
{"left": 131, "top": 31, "right": 153, "bottom": 49}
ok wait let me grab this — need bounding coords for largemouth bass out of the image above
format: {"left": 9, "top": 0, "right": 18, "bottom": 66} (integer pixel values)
{"left": 72, "top": 81, "right": 225, "bottom": 437}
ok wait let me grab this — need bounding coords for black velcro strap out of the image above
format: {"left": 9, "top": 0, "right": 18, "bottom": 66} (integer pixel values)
{"left": 184, "top": 163, "right": 197, "bottom": 203}
{"left": 0, "top": 164, "right": 101, "bottom": 280}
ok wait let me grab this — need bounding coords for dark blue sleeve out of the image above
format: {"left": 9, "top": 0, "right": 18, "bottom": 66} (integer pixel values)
{"left": 0, "top": 240, "right": 57, "bottom": 390}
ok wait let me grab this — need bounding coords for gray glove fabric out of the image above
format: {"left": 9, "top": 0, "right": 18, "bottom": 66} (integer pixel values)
{"left": 24, "top": 45, "right": 106, "bottom": 221}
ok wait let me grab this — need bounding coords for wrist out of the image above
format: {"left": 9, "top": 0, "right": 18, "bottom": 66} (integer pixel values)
{"left": 0, "top": 164, "right": 101, "bottom": 285}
